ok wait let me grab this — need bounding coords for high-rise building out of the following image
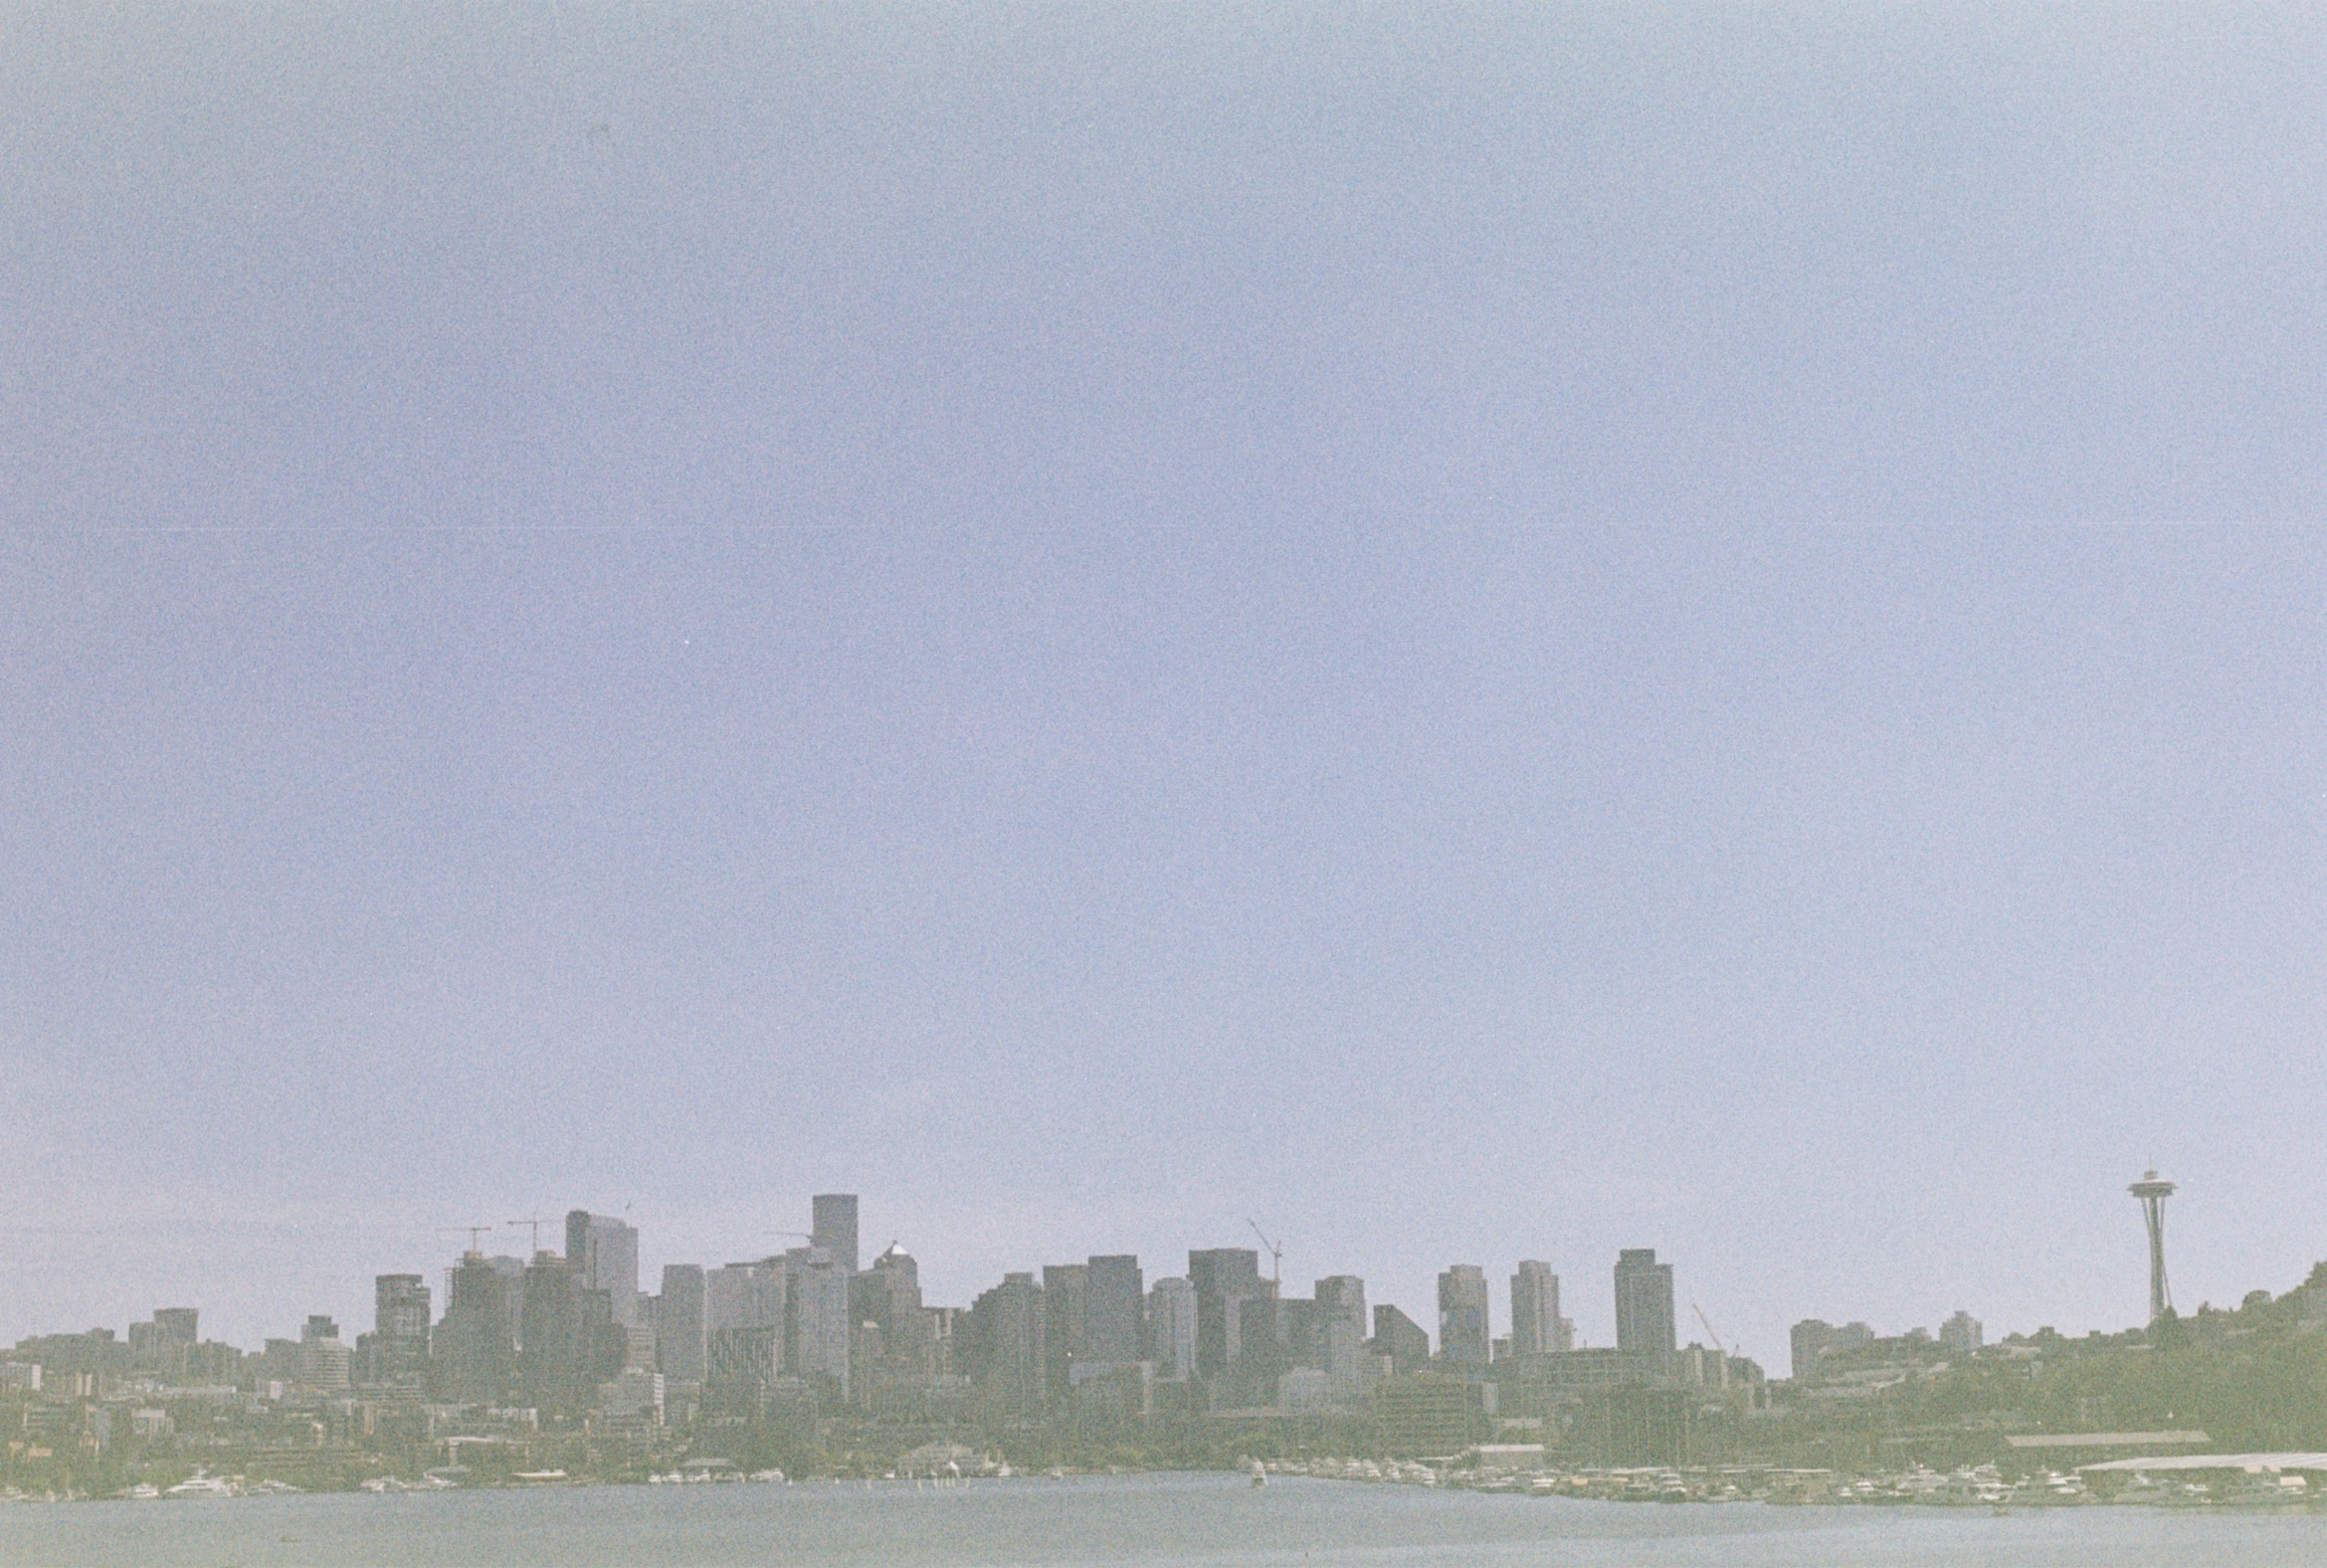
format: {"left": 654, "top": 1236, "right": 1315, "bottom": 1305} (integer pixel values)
{"left": 1613, "top": 1250, "right": 1676, "bottom": 1357}
{"left": 812, "top": 1194, "right": 860, "bottom": 1275}
{"left": 1187, "top": 1249, "right": 1264, "bottom": 1383}
{"left": 565, "top": 1211, "right": 641, "bottom": 1326}
{"left": 782, "top": 1246, "right": 851, "bottom": 1402}
{"left": 520, "top": 1252, "right": 600, "bottom": 1416}
{"left": 146, "top": 1308, "right": 199, "bottom": 1384}
{"left": 1438, "top": 1266, "right": 1490, "bottom": 1366}
{"left": 435, "top": 1252, "right": 515, "bottom": 1404}
{"left": 969, "top": 1272, "right": 1048, "bottom": 1414}
{"left": 1042, "top": 1263, "right": 1090, "bottom": 1396}
{"left": 657, "top": 1265, "right": 707, "bottom": 1384}
{"left": 1146, "top": 1277, "right": 1197, "bottom": 1381}
{"left": 1940, "top": 1309, "right": 1983, "bottom": 1356}
{"left": 1370, "top": 1304, "right": 1430, "bottom": 1373}
{"left": 1510, "top": 1261, "right": 1564, "bottom": 1357}
{"left": 299, "top": 1315, "right": 351, "bottom": 1390}
{"left": 1084, "top": 1256, "right": 1144, "bottom": 1367}
{"left": 373, "top": 1274, "right": 432, "bottom": 1388}
{"left": 1315, "top": 1275, "right": 1369, "bottom": 1404}
{"left": 854, "top": 1243, "right": 932, "bottom": 1386}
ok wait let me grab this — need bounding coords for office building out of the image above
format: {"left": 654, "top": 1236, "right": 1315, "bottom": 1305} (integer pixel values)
{"left": 969, "top": 1272, "right": 1048, "bottom": 1414}
{"left": 1940, "top": 1309, "right": 1983, "bottom": 1356}
{"left": 782, "top": 1246, "right": 852, "bottom": 1402}
{"left": 372, "top": 1274, "right": 431, "bottom": 1388}
{"left": 1315, "top": 1275, "right": 1369, "bottom": 1403}
{"left": 298, "top": 1314, "right": 351, "bottom": 1390}
{"left": 856, "top": 1243, "right": 931, "bottom": 1383}
{"left": 1188, "top": 1248, "right": 1267, "bottom": 1387}
{"left": 1043, "top": 1263, "right": 1089, "bottom": 1395}
{"left": 1370, "top": 1303, "right": 1431, "bottom": 1373}
{"left": 1084, "top": 1255, "right": 1144, "bottom": 1366}
{"left": 812, "top": 1194, "right": 860, "bottom": 1275}
{"left": 1439, "top": 1266, "right": 1490, "bottom": 1366}
{"left": 1147, "top": 1276, "right": 1197, "bottom": 1381}
{"left": 657, "top": 1264, "right": 707, "bottom": 1384}
{"left": 435, "top": 1252, "right": 515, "bottom": 1404}
{"left": 1613, "top": 1250, "right": 1676, "bottom": 1357}
{"left": 1511, "top": 1261, "right": 1566, "bottom": 1357}
{"left": 566, "top": 1211, "right": 641, "bottom": 1326}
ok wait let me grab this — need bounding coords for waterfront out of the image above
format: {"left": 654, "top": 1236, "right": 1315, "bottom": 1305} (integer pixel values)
{"left": 7, "top": 1471, "right": 2327, "bottom": 1568}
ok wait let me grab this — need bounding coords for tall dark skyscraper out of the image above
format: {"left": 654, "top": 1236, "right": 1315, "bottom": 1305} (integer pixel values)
{"left": 1083, "top": 1255, "right": 1144, "bottom": 1366}
{"left": 435, "top": 1252, "right": 514, "bottom": 1404}
{"left": 1042, "top": 1263, "right": 1089, "bottom": 1396}
{"left": 657, "top": 1264, "right": 707, "bottom": 1384}
{"left": 1187, "top": 1249, "right": 1264, "bottom": 1384}
{"left": 812, "top": 1194, "right": 860, "bottom": 1275}
{"left": 1437, "top": 1265, "right": 1489, "bottom": 1365}
{"left": 1614, "top": 1249, "right": 1676, "bottom": 1357}
{"left": 968, "top": 1272, "right": 1047, "bottom": 1415}
{"left": 373, "top": 1274, "right": 431, "bottom": 1388}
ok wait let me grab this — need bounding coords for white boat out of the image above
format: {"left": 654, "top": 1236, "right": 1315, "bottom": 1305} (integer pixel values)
{"left": 165, "top": 1472, "right": 238, "bottom": 1499}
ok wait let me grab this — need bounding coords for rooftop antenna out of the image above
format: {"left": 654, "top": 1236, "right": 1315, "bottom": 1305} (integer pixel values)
{"left": 1247, "top": 1220, "right": 1284, "bottom": 1287}
{"left": 507, "top": 1217, "right": 552, "bottom": 1255}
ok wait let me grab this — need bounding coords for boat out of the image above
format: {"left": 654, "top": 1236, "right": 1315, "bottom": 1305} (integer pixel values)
{"left": 165, "top": 1472, "right": 238, "bottom": 1499}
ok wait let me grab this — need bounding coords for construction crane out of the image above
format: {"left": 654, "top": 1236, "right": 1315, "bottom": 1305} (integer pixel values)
{"left": 437, "top": 1225, "right": 493, "bottom": 1257}
{"left": 507, "top": 1217, "right": 554, "bottom": 1256}
{"left": 1247, "top": 1220, "right": 1284, "bottom": 1287}
{"left": 1691, "top": 1302, "right": 1727, "bottom": 1356}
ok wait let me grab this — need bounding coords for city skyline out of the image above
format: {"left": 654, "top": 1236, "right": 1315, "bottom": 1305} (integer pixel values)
{"left": 2, "top": 1168, "right": 2223, "bottom": 1376}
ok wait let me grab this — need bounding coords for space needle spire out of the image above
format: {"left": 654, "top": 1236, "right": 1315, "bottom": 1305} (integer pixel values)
{"left": 2128, "top": 1170, "right": 2177, "bottom": 1324}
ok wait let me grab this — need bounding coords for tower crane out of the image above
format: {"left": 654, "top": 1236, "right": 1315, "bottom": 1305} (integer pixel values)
{"left": 438, "top": 1225, "right": 493, "bottom": 1258}
{"left": 1247, "top": 1220, "right": 1284, "bottom": 1287}
{"left": 1691, "top": 1302, "right": 1727, "bottom": 1356}
{"left": 507, "top": 1217, "right": 553, "bottom": 1255}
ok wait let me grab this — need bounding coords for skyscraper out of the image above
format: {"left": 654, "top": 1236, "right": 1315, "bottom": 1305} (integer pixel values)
{"left": 1187, "top": 1248, "right": 1265, "bottom": 1385}
{"left": 1510, "top": 1261, "right": 1564, "bottom": 1357}
{"left": 1437, "top": 1266, "right": 1490, "bottom": 1365}
{"left": 565, "top": 1211, "right": 641, "bottom": 1326}
{"left": 812, "top": 1194, "right": 860, "bottom": 1275}
{"left": 781, "top": 1246, "right": 851, "bottom": 1402}
{"left": 1042, "top": 1263, "right": 1091, "bottom": 1396}
{"left": 436, "top": 1252, "right": 515, "bottom": 1404}
{"left": 373, "top": 1274, "right": 431, "bottom": 1389}
{"left": 1370, "top": 1303, "right": 1430, "bottom": 1372}
{"left": 299, "top": 1314, "right": 351, "bottom": 1390}
{"left": 969, "top": 1272, "right": 1048, "bottom": 1414}
{"left": 1314, "top": 1275, "right": 1369, "bottom": 1403}
{"left": 1084, "top": 1256, "right": 1144, "bottom": 1367}
{"left": 1146, "top": 1276, "right": 1197, "bottom": 1381}
{"left": 657, "top": 1264, "right": 707, "bottom": 1384}
{"left": 1613, "top": 1249, "right": 1676, "bottom": 1357}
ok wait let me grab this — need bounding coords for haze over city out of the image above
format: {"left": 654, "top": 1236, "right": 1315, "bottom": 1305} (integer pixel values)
{"left": 8, "top": 6, "right": 2327, "bottom": 1374}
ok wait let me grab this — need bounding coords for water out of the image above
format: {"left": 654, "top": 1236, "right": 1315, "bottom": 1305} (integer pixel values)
{"left": 5, "top": 1472, "right": 2323, "bottom": 1568}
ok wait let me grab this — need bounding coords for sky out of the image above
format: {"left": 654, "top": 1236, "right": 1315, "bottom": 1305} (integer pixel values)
{"left": 4, "top": 6, "right": 2326, "bottom": 1368}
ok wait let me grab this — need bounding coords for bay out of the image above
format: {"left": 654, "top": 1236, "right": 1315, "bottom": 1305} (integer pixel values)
{"left": 4, "top": 1471, "right": 2323, "bottom": 1568}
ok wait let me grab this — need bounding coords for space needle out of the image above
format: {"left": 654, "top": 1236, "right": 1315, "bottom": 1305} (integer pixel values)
{"left": 2128, "top": 1170, "right": 2176, "bottom": 1323}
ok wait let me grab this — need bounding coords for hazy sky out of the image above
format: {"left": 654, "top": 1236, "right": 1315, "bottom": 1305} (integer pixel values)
{"left": 6, "top": 7, "right": 2326, "bottom": 1366}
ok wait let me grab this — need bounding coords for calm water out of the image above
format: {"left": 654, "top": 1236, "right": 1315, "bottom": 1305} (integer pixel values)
{"left": 4, "top": 1471, "right": 2323, "bottom": 1568}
